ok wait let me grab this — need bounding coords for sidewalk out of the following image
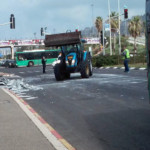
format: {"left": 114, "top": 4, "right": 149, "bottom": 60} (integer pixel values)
{"left": 0, "top": 88, "right": 55, "bottom": 150}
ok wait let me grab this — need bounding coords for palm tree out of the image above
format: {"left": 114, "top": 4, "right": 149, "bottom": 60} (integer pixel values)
{"left": 95, "top": 16, "right": 103, "bottom": 47}
{"left": 110, "top": 12, "right": 119, "bottom": 54}
{"left": 128, "top": 16, "right": 142, "bottom": 53}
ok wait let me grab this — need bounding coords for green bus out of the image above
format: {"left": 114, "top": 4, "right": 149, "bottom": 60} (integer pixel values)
{"left": 15, "top": 49, "right": 60, "bottom": 67}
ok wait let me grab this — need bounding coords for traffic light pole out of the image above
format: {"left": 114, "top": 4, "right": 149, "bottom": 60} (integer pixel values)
{"left": 118, "top": 0, "right": 121, "bottom": 55}
{"left": 108, "top": 0, "right": 112, "bottom": 56}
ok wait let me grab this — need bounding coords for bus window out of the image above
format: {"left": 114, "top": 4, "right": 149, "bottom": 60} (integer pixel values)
{"left": 34, "top": 52, "right": 42, "bottom": 59}
{"left": 45, "top": 52, "right": 51, "bottom": 59}
{"left": 25, "top": 53, "right": 34, "bottom": 60}
{"left": 51, "top": 51, "right": 59, "bottom": 58}
{"left": 18, "top": 54, "right": 25, "bottom": 60}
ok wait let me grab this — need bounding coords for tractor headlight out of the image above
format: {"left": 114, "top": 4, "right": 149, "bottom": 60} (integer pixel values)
{"left": 66, "top": 60, "right": 69, "bottom": 64}
{"left": 72, "top": 60, "right": 75, "bottom": 64}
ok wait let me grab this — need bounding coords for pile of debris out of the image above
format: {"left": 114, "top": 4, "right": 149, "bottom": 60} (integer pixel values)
{"left": 0, "top": 77, "right": 43, "bottom": 92}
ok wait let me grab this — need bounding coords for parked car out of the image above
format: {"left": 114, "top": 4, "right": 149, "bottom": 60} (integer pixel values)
{"left": 0, "top": 59, "right": 7, "bottom": 66}
{"left": 0, "top": 59, "right": 17, "bottom": 68}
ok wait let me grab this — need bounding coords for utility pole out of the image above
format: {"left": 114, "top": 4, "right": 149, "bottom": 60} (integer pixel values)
{"left": 118, "top": 0, "right": 121, "bottom": 55}
{"left": 103, "top": 20, "right": 105, "bottom": 55}
{"left": 108, "top": 0, "right": 112, "bottom": 55}
{"left": 91, "top": 4, "right": 94, "bottom": 37}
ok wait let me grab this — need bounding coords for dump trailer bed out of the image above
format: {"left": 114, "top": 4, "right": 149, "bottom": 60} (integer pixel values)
{"left": 44, "top": 31, "right": 81, "bottom": 47}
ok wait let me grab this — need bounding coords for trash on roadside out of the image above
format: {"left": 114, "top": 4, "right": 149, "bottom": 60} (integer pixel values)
{"left": 0, "top": 77, "right": 43, "bottom": 91}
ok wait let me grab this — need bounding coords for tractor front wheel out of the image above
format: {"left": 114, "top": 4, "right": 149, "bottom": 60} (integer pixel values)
{"left": 54, "top": 64, "right": 64, "bottom": 81}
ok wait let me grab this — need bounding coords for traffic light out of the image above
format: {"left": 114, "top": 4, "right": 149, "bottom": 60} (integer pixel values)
{"left": 10, "top": 14, "right": 15, "bottom": 29}
{"left": 41, "top": 28, "right": 44, "bottom": 36}
{"left": 124, "top": 9, "right": 128, "bottom": 19}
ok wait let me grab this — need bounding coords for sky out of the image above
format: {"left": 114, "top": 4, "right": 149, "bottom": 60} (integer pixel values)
{"left": 0, "top": 0, "right": 145, "bottom": 40}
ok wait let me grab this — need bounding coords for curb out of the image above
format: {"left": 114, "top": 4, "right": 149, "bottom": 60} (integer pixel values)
{"left": 2, "top": 88, "right": 76, "bottom": 150}
{"left": 94, "top": 67, "right": 147, "bottom": 71}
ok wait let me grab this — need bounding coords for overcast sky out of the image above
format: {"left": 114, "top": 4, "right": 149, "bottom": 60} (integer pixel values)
{"left": 0, "top": 0, "right": 145, "bottom": 40}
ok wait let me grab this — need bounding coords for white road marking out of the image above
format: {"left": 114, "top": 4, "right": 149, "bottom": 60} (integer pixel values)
{"left": 26, "top": 97, "right": 38, "bottom": 100}
{"left": 19, "top": 72, "right": 25, "bottom": 74}
{"left": 17, "top": 95, "right": 31, "bottom": 98}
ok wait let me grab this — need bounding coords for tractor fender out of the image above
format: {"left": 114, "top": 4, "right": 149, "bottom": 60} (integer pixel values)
{"left": 83, "top": 51, "right": 91, "bottom": 61}
{"left": 83, "top": 51, "right": 88, "bottom": 61}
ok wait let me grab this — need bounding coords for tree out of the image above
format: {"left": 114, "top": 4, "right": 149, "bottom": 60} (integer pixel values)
{"left": 95, "top": 16, "right": 103, "bottom": 48}
{"left": 128, "top": 16, "right": 142, "bottom": 53}
{"left": 110, "top": 11, "right": 119, "bottom": 54}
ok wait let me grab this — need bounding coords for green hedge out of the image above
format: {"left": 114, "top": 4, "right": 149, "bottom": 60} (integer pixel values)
{"left": 92, "top": 54, "right": 146, "bottom": 67}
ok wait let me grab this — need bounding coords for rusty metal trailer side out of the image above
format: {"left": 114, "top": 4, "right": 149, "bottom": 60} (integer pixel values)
{"left": 44, "top": 31, "right": 81, "bottom": 47}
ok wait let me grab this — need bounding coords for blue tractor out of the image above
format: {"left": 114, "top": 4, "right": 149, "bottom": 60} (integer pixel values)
{"left": 44, "top": 31, "right": 93, "bottom": 81}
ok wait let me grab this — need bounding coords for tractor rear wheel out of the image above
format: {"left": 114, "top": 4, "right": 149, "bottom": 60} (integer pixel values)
{"left": 80, "top": 60, "right": 90, "bottom": 78}
{"left": 89, "top": 60, "right": 93, "bottom": 76}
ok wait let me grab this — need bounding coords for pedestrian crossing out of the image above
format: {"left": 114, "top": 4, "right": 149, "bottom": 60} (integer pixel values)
{"left": 11, "top": 90, "right": 38, "bottom": 101}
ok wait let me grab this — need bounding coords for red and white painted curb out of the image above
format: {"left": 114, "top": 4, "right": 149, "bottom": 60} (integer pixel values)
{"left": 2, "top": 88, "right": 76, "bottom": 150}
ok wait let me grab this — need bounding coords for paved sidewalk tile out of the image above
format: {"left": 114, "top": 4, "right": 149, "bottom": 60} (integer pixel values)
{"left": 0, "top": 88, "right": 55, "bottom": 150}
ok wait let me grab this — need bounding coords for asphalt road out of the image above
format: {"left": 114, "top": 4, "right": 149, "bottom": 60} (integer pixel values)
{"left": 0, "top": 66, "right": 150, "bottom": 150}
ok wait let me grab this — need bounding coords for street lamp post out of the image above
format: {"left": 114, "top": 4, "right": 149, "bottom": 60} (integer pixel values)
{"left": 91, "top": 4, "right": 94, "bottom": 37}
{"left": 118, "top": 0, "right": 121, "bottom": 55}
{"left": 103, "top": 20, "right": 105, "bottom": 55}
{"left": 108, "top": 0, "right": 112, "bottom": 55}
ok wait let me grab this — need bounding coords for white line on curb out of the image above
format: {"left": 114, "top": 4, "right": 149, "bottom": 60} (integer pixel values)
{"left": 120, "top": 67, "right": 125, "bottom": 70}
{"left": 130, "top": 67, "right": 135, "bottom": 70}
{"left": 139, "top": 68, "right": 146, "bottom": 70}
{"left": 2, "top": 88, "right": 68, "bottom": 150}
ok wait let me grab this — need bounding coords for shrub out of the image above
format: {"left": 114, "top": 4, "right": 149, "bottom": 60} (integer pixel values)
{"left": 92, "top": 53, "right": 146, "bottom": 67}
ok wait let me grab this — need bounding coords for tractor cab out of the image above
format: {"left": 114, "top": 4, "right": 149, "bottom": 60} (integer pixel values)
{"left": 44, "top": 31, "right": 93, "bottom": 81}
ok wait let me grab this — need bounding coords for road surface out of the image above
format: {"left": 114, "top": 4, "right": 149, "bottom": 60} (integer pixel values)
{"left": 0, "top": 66, "right": 150, "bottom": 150}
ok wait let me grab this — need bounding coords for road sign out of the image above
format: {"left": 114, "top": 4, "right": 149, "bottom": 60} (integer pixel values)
{"left": 0, "top": 53, "right": 3, "bottom": 58}
{"left": 104, "top": 24, "right": 110, "bottom": 31}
